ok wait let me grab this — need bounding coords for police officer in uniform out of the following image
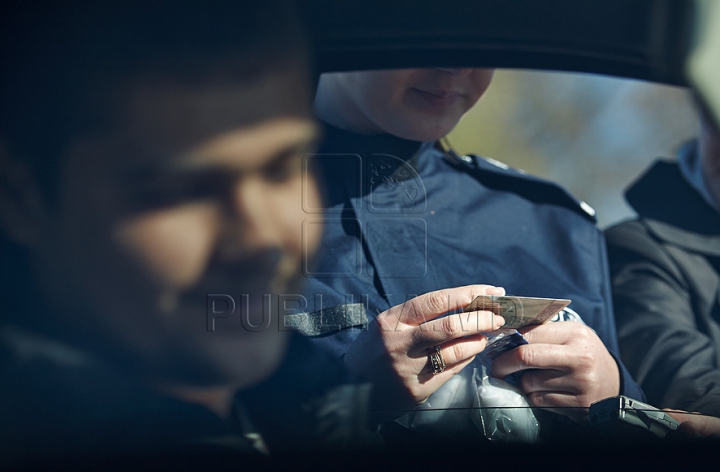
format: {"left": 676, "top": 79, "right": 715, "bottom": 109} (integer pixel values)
{"left": 294, "top": 68, "right": 643, "bottom": 437}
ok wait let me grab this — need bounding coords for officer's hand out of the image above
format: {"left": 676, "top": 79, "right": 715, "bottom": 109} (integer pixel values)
{"left": 665, "top": 410, "right": 720, "bottom": 438}
{"left": 491, "top": 321, "right": 620, "bottom": 422}
{"left": 344, "top": 285, "right": 506, "bottom": 415}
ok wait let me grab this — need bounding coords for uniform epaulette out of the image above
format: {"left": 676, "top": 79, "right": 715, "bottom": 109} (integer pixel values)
{"left": 458, "top": 154, "right": 597, "bottom": 223}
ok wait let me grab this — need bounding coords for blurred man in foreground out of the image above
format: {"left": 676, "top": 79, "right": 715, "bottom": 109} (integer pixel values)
{"left": 0, "top": 1, "right": 368, "bottom": 462}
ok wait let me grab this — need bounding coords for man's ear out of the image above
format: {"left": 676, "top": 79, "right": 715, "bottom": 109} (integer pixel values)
{"left": 0, "top": 141, "right": 49, "bottom": 247}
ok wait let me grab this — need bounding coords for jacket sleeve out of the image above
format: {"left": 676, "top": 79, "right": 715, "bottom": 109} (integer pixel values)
{"left": 597, "top": 229, "right": 645, "bottom": 401}
{"left": 606, "top": 220, "right": 720, "bottom": 415}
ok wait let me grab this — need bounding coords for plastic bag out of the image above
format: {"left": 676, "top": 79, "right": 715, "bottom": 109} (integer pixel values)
{"left": 471, "top": 364, "right": 539, "bottom": 443}
{"left": 394, "top": 368, "right": 473, "bottom": 433}
{"left": 396, "top": 314, "right": 583, "bottom": 440}
{"left": 396, "top": 332, "right": 539, "bottom": 441}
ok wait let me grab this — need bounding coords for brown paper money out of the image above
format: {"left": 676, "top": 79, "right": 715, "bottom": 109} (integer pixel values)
{"left": 464, "top": 295, "right": 571, "bottom": 329}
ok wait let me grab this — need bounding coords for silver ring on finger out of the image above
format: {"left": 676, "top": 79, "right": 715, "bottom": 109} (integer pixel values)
{"left": 429, "top": 345, "right": 446, "bottom": 375}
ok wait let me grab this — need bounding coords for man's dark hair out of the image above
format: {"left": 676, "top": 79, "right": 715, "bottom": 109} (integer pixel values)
{"left": 0, "top": 0, "right": 308, "bottom": 201}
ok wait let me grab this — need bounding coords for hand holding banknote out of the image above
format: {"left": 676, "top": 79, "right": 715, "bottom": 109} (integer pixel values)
{"left": 491, "top": 321, "right": 621, "bottom": 422}
{"left": 464, "top": 295, "right": 571, "bottom": 329}
{"left": 344, "top": 285, "right": 507, "bottom": 414}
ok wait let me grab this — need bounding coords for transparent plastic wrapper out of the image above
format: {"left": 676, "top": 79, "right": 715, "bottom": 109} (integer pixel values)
{"left": 396, "top": 329, "right": 539, "bottom": 442}
{"left": 394, "top": 367, "right": 473, "bottom": 433}
{"left": 471, "top": 364, "right": 539, "bottom": 443}
{"left": 482, "top": 329, "right": 528, "bottom": 360}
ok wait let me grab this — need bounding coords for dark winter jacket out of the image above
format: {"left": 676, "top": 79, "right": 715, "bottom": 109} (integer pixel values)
{"left": 606, "top": 148, "right": 720, "bottom": 415}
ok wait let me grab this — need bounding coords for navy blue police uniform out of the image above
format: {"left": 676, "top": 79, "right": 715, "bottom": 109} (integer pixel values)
{"left": 293, "top": 123, "right": 643, "bottom": 404}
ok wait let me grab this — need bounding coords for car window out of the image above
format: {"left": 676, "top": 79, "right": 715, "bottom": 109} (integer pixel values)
{"left": 449, "top": 69, "right": 696, "bottom": 227}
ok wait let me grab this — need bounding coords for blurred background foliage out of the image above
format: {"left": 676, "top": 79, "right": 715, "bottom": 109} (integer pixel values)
{"left": 448, "top": 69, "right": 697, "bottom": 228}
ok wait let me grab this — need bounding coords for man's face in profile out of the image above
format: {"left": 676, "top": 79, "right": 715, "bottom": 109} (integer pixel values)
{"left": 27, "top": 66, "right": 321, "bottom": 388}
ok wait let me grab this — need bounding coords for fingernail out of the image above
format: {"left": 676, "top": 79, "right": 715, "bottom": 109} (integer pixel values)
{"left": 494, "top": 315, "right": 506, "bottom": 328}
{"left": 488, "top": 287, "right": 505, "bottom": 296}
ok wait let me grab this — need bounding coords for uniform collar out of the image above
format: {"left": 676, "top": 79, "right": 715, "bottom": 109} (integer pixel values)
{"left": 319, "top": 122, "right": 424, "bottom": 160}
{"left": 318, "top": 122, "right": 425, "bottom": 185}
{"left": 677, "top": 140, "right": 720, "bottom": 212}
{"left": 626, "top": 156, "right": 720, "bottom": 255}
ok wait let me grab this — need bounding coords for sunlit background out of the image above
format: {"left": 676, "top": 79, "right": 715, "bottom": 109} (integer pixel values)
{"left": 448, "top": 69, "right": 697, "bottom": 228}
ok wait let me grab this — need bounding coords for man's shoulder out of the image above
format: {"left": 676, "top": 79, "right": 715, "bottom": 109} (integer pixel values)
{"left": 605, "top": 218, "right": 667, "bottom": 263}
{"left": 605, "top": 216, "right": 714, "bottom": 290}
{"left": 606, "top": 219, "right": 652, "bottom": 244}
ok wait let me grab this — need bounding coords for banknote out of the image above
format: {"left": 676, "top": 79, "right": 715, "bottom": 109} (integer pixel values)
{"left": 463, "top": 295, "right": 571, "bottom": 329}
